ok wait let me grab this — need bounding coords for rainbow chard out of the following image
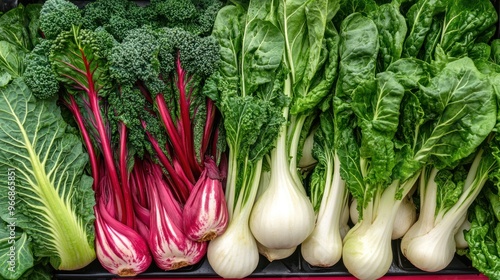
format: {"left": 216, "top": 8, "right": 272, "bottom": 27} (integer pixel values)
{"left": 95, "top": 196, "right": 152, "bottom": 277}
{"left": 146, "top": 162, "right": 208, "bottom": 271}
{"left": 183, "top": 157, "right": 228, "bottom": 242}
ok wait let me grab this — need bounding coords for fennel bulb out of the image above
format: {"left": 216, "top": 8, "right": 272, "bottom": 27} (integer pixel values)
{"left": 249, "top": 120, "right": 315, "bottom": 249}
{"left": 342, "top": 181, "right": 403, "bottom": 280}
{"left": 207, "top": 210, "right": 259, "bottom": 279}
{"left": 401, "top": 150, "right": 495, "bottom": 272}
{"left": 301, "top": 154, "right": 347, "bottom": 267}
{"left": 257, "top": 242, "right": 297, "bottom": 262}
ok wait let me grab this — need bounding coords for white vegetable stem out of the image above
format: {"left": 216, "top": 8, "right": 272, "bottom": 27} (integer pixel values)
{"left": 350, "top": 194, "right": 416, "bottom": 240}
{"left": 249, "top": 120, "right": 315, "bottom": 249}
{"left": 207, "top": 159, "right": 262, "bottom": 279}
{"left": 301, "top": 154, "right": 347, "bottom": 267}
{"left": 249, "top": 77, "right": 315, "bottom": 249}
{"left": 392, "top": 195, "right": 417, "bottom": 239}
{"left": 343, "top": 176, "right": 418, "bottom": 280}
{"left": 401, "top": 150, "right": 491, "bottom": 272}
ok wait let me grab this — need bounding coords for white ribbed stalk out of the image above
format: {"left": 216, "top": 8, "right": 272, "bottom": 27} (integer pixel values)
{"left": 301, "top": 154, "right": 346, "bottom": 267}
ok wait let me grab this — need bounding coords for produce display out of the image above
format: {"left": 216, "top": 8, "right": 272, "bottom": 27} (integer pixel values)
{"left": 0, "top": 0, "right": 500, "bottom": 280}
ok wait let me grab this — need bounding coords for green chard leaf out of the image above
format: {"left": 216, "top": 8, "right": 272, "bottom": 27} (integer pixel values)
{"left": 369, "top": 1, "right": 407, "bottom": 71}
{"left": 336, "top": 13, "right": 379, "bottom": 100}
{"left": 0, "top": 41, "right": 26, "bottom": 78}
{"left": 0, "top": 5, "right": 32, "bottom": 51}
{"left": 465, "top": 186, "right": 500, "bottom": 280}
{"left": 403, "top": 0, "right": 444, "bottom": 58}
{"left": 334, "top": 12, "right": 379, "bottom": 210}
{"left": 211, "top": 1, "right": 286, "bottom": 211}
{"left": 440, "top": 0, "right": 498, "bottom": 59}
{"left": 418, "top": 58, "right": 496, "bottom": 166}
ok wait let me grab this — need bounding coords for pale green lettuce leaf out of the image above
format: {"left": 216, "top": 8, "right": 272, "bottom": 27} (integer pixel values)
{"left": 0, "top": 78, "right": 95, "bottom": 271}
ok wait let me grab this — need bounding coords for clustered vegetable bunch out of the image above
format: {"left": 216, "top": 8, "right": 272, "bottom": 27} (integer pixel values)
{"left": 1, "top": 0, "right": 500, "bottom": 280}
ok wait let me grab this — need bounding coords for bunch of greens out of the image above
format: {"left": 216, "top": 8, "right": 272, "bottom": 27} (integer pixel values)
{"left": 21, "top": 0, "right": 227, "bottom": 276}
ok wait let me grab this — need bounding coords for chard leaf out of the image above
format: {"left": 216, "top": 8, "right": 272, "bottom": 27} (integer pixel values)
{"left": 50, "top": 26, "right": 111, "bottom": 97}
{"left": 369, "top": 1, "right": 407, "bottom": 71}
{"left": 0, "top": 5, "right": 31, "bottom": 51}
{"left": 422, "top": 16, "right": 442, "bottom": 63}
{"left": 434, "top": 168, "right": 465, "bottom": 215}
{"left": 403, "top": 0, "right": 444, "bottom": 58}
{"left": 241, "top": 19, "right": 283, "bottom": 96}
{"left": 211, "top": 5, "right": 245, "bottom": 90}
{"left": 386, "top": 58, "right": 433, "bottom": 89}
{"left": 414, "top": 58, "right": 496, "bottom": 168}
{"left": 336, "top": 13, "right": 379, "bottom": 100}
{"left": 333, "top": 0, "right": 378, "bottom": 27}
{"left": 291, "top": 22, "right": 340, "bottom": 115}
{"left": 0, "top": 78, "right": 95, "bottom": 270}
{"left": 279, "top": 0, "right": 339, "bottom": 114}
{"left": 440, "top": 0, "right": 498, "bottom": 59}
{"left": 353, "top": 72, "right": 404, "bottom": 188}
{"left": 465, "top": 186, "right": 500, "bottom": 280}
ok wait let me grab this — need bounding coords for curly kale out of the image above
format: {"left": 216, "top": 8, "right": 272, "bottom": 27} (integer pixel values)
{"left": 150, "top": 0, "right": 223, "bottom": 35}
{"left": 23, "top": 39, "right": 59, "bottom": 99}
{"left": 81, "top": 0, "right": 145, "bottom": 41}
{"left": 39, "top": 0, "right": 82, "bottom": 39}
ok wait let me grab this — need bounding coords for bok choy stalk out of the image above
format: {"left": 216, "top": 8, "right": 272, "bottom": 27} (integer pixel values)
{"left": 301, "top": 109, "right": 348, "bottom": 267}
{"left": 249, "top": 0, "right": 340, "bottom": 251}
{"left": 206, "top": 0, "right": 286, "bottom": 277}
{"left": 401, "top": 144, "right": 497, "bottom": 272}
{"left": 337, "top": 5, "right": 496, "bottom": 276}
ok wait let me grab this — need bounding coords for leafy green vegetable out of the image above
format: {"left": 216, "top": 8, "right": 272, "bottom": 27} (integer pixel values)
{"left": 0, "top": 226, "right": 33, "bottom": 279}
{"left": 0, "top": 78, "right": 95, "bottom": 271}
{"left": 206, "top": 1, "right": 287, "bottom": 277}
{"left": 369, "top": 1, "right": 407, "bottom": 71}
{"left": 465, "top": 185, "right": 500, "bottom": 280}
{"left": 0, "top": 41, "right": 25, "bottom": 78}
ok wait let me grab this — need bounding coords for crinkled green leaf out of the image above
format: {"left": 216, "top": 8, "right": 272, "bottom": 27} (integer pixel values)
{"left": 279, "top": 0, "right": 339, "bottom": 116}
{"left": 440, "top": 0, "right": 497, "bottom": 58}
{"left": 291, "top": 23, "right": 339, "bottom": 114}
{"left": 415, "top": 58, "right": 496, "bottom": 168}
{"left": 434, "top": 168, "right": 465, "bottom": 215}
{"left": 386, "top": 58, "right": 433, "bottom": 90}
{"left": 0, "top": 5, "right": 31, "bottom": 51}
{"left": 403, "top": 0, "right": 444, "bottom": 58}
{"left": 336, "top": 13, "right": 379, "bottom": 100}
{"left": 369, "top": 1, "right": 407, "bottom": 71}
{"left": 50, "top": 26, "right": 111, "bottom": 97}
{"left": 466, "top": 186, "right": 500, "bottom": 280}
